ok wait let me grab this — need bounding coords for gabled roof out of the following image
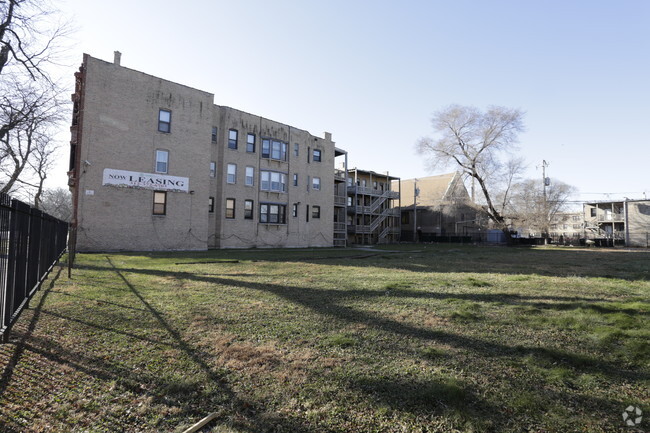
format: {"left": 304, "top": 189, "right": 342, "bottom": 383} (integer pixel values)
{"left": 396, "top": 172, "right": 471, "bottom": 207}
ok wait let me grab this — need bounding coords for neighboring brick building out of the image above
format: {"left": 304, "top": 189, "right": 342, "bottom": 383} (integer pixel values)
{"left": 68, "top": 53, "right": 344, "bottom": 251}
{"left": 394, "top": 172, "right": 483, "bottom": 241}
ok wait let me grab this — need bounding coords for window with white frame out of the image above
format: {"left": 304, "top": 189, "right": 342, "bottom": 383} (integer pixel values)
{"left": 292, "top": 203, "right": 298, "bottom": 217}
{"left": 227, "top": 164, "right": 237, "bottom": 184}
{"left": 260, "top": 203, "right": 286, "bottom": 224}
{"left": 245, "top": 166, "right": 254, "bottom": 186}
{"left": 210, "top": 161, "right": 216, "bottom": 178}
{"left": 312, "top": 205, "right": 321, "bottom": 219}
{"left": 293, "top": 173, "right": 298, "bottom": 187}
{"left": 312, "top": 177, "right": 320, "bottom": 190}
{"left": 260, "top": 171, "right": 287, "bottom": 192}
{"left": 208, "top": 197, "right": 214, "bottom": 213}
{"left": 155, "top": 150, "right": 169, "bottom": 173}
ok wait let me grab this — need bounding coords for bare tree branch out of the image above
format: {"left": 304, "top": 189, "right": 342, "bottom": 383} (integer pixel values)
{"left": 415, "top": 104, "right": 526, "bottom": 237}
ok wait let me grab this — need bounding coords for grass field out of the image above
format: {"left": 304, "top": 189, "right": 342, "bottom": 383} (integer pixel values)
{"left": 0, "top": 245, "right": 648, "bottom": 432}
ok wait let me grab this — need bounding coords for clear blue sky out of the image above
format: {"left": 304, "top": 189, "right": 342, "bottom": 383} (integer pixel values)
{"left": 52, "top": 0, "right": 650, "bottom": 202}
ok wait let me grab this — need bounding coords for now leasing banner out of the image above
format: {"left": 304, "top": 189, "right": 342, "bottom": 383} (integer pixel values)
{"left": 102, "top": 168, "right": 189, "bottom": 193}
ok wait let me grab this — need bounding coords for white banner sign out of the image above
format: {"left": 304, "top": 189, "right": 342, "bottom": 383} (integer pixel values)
{"left": 102, "top": 168, "right": 189, "bottom": 193}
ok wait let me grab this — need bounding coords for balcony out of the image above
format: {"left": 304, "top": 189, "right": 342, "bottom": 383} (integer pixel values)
{"left": 333, "top": 222, "right": 346, "bottom": 232}
{"left": 334, "top": 169, "right": 346, "bottom": 181}
{"left": 334, "top": 195, "right": 346, "bottom": 206}
{"left": 347, "top": 186, "right": 399, "bottom": 198}
{"left": 597, "top": 214, "right": 624, "bottom": 222}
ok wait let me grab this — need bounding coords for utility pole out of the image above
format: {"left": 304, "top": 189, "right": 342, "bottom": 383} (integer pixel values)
{"left": 541, "top": 160, "right": 550, "bottom": 243}
{"left": 413, "top": 179, "right": 419, "bottom": 242}
{"left": 542, "top": 160, "right": 549, "bottom": 202}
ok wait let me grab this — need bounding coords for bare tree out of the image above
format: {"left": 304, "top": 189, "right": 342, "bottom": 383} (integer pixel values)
{"left": 508, "top": 178, "right": 577, "bottom": 236}
{"left": 29, "top": 130, "right": 56, "bottom": 208}
{"left": 417, "top": 104, "right": 526, "bottom": 237}
{"left": 0, "top": 81, "right": 63, "bottom": 195}
{"left": 0, "top": 0, "right": 68, "bottom": 201}
{"left": 38, "top": 186, "right": 71, "bottom": 221}
{"left": 1, "top": 0, "right": 69, "bottom": 80}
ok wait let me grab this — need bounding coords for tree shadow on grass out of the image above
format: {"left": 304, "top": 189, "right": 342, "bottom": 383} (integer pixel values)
{"left": 0, "top": 261, "right": 335, "bottom": 433}
{"left": 75, "top": 262, "right": 647, "bottom": 385}
{"left": 81, "top": 245, "right": 650, "bottom": 281}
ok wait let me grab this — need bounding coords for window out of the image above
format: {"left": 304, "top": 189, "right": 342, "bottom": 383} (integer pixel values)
{"left": 293, "top": 173, "right": 298, "bottom": 186}
{"left": 211, "top": 127, "right": 218, "bottom": 143}
{"left": 226, "top": 198, "right": 235, "bottom": 219}
{"left": 312, "top": 205, "right": 321, "bottom": 219}
{"left": 244, "top": 200, "right": 254, "bottom": 219}
{"left": 210, "top": 161, "right": 216, "bottom": 178}
{"left": 153, "top": 191, "right": 167, "bottom": 215}
{"left": 247, "top": 133, "right": 256, "bottom": 152}
{"left": 228, "top": 129, "right": 238, "bottom": 149}
{"left": 313, "top": 149, "right": 322, "bottom": 162}
{"left": 260, "top": 171, "right": 287, "bottom": 192}
{"left": 590, "top": 208, "right": 597, "bottom": 217}
{"left": 158, "top": 109, "right": 171, "bottom": 133}
{"left": 292, "top": 203, "right": 298, "bottom": 217}
{"left": 294, "top": 143, "right": 299, "bottom": 157}
{"left": 261, "top": 138, "right": 287, "bottom": 161}
{"left": 401, "top": 212, "right": 409, "bottom": 224}
{"left": 245, "top": 166, "right": 254, "bottom": 186}
{"left": 312, "top": 177, "right": 320, "bottom": 190}
{"left": 260, "top": 203, "right": 286, "bottom": 224}
{"left": 155, "top": 150, "right": 169, "bottom": 173}
{"left": 227, "top": 164, "right": 236, "bottom": 184}
{"left": 209, "top": 197, "right": 214, "bottom": 213}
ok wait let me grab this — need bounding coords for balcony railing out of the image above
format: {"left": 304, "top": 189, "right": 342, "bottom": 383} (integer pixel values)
{"left": 334, "top": 169, "right": 346, "bottom": 181}
{"left": 334, "top": 195, "right": 346, "bottom": 206}
{"left": 334, "top": 222, "right": 346, "bottom": 232}
{"left": 347, "top": 186, "right": 399, "bottom": 198}
{"left": 597, "top": 214, "right": 624, "bottom": 222}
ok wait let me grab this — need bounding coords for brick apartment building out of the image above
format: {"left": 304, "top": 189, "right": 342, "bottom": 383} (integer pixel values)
{"left": 68, "top": 53, "right": 347, "bottom": 251}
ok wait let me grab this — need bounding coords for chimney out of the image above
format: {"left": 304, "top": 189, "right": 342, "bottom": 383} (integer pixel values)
{"left": 113, "top": 51, "right": 122, "bottom": 66}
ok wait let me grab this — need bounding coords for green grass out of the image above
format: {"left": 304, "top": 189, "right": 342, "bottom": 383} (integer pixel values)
{"left": 0, "top": 244, "right": 648, "bottom": 432}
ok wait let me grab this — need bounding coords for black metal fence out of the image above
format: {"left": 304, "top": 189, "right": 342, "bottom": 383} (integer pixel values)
{"left": 0, "top": 192, "right": 68, "bottom": 342}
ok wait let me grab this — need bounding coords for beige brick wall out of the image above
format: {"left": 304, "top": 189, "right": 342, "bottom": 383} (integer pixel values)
{"left": 74, "top": 54, "right": 336, "bottom": 251}
{"left": 211, "top": 108, "right": 334, "bottom": 248}
{"left": 75, "top": 55, "right": 212, "bottom": 251}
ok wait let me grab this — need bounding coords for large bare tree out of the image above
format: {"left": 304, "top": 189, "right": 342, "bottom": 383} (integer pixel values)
{"left": 0, "top": 0, "right": 68, "bottom": 200}
{"left": 416, "top": 104, "right": 526, "bottom": 237}
{"left": 0, "top": 0, "right": 68, "bottom": 80}
{"left": 507, "top": 178, "right": 577, "bottom": 236}
{"left": 38, "top": 186, "right": 71, "bottom": 221}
